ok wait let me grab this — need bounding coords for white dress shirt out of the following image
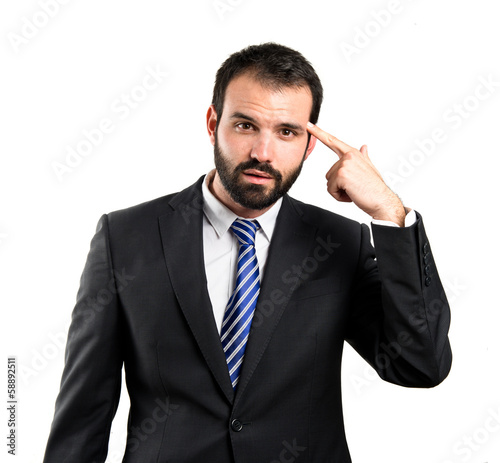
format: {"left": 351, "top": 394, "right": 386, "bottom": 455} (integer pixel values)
{"left": 201, "top": 169, "right": 416, "bottom": 333}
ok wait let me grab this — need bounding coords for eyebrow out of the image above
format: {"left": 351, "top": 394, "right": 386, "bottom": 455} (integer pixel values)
{"left": 229, "top": 112, "right": 304, "bottom": 132}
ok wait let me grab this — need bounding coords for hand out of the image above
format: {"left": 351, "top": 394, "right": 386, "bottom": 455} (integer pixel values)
{"left": 307, "top": 122, "right": 406, "bottom": 226}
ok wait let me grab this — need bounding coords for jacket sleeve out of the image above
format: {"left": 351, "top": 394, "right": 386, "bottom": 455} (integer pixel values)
{"left": 43, "top": 214, "right": 124, "bottom": 462}
{"left": 345, "top": 212, "right": 452, "bottom": 387}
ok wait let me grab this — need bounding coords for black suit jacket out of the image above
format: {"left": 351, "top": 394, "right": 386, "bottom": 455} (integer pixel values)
{"left": 43, "top": 175, "right": 452, "bottom": 462}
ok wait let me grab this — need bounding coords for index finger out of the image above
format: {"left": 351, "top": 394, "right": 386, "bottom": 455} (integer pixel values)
{"left": 307, "top": 122, "right": 353, "bottom": 158}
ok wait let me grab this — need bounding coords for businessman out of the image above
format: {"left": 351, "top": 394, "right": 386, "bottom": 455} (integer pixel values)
{"left": 43, "top": 43, "right": 452, "bottom": 462}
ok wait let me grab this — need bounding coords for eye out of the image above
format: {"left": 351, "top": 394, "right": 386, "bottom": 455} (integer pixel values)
{"left": 236, "top": 122, "right": 254, "bottom": 131}
{"left": 280, "top": 128, "right": 295, "bottom": 137}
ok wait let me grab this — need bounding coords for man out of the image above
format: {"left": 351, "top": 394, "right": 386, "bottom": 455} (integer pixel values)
{"left": 43, "top": 43, "right": 452, "bottom": 462}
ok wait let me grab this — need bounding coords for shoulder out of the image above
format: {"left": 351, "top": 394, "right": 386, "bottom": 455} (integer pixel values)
{"left": 283, "top": 195, "right": 368, "bottom": 254}
{"left": 102, "top": 176, "right": 204, "bottom": 233}
{"left": 286, "top": 195, "right": 364, "bottom": 233}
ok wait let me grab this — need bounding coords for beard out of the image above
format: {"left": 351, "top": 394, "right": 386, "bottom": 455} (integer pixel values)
{"left": 213, "top": 134, "right": 306, "bottom": 211}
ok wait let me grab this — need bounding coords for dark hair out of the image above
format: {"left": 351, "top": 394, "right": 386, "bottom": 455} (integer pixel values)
{"left": 212, "top": 42, "right": 323, "bottom": 125}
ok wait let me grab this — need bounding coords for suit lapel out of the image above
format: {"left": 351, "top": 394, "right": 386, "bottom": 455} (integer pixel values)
{"left": 234, "top": 195, "right": 318, "bottom": 404}
{"left": 158, "top": 177, "right": 234, "bottom": 404}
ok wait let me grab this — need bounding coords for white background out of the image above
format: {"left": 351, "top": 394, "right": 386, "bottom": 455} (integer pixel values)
{"left": 1, "top": 0, "right": 499, "bottom": 462}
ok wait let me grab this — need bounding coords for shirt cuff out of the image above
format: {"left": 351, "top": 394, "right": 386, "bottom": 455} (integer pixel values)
{"left": 371, "top": 208, "right": 416, "bottom": 228}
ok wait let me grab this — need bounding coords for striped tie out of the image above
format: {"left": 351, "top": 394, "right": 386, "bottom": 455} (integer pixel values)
{"left": 220, "top": 218, "right": 261, "bottom": 389}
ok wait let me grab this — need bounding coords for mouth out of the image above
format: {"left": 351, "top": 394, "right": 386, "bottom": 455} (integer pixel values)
{"left": 242, "top": 169, "right": 274, "bottom": 185}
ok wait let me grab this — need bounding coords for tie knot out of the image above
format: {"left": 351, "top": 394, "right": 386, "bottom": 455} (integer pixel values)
{"left": 230, "top": 219, "right": 260, "bottom": 246}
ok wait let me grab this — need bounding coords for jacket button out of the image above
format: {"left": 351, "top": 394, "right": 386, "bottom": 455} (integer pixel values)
{"left": 231, "top": 419, "right": 243, "bottom": 432}
{"left": 423, "top": 243, "right": 429, "bottom": 254}
{"left": 425, "top": 277, "right": 432, "bottom": 287}
{"left": 424, "top": 265, "right": 431, "bottom": 275}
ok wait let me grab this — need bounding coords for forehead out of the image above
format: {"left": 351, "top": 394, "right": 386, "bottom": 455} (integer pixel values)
{"left": 222, "top": 72, "right": 313, "bottom": 123}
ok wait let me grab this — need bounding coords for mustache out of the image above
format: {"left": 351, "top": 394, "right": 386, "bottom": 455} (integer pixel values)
{"left": 234, "top": 160, "right": 283, "bottom": 182}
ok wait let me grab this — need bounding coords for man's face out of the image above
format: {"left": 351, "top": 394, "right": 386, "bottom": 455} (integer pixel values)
{"left": 207, "top": 72, "right": 316, "bottom": 214}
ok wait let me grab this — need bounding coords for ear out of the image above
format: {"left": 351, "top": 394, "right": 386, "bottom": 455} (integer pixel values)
{"left": 206, "top": 105, "right": 218, "bottom": 146}
{"left": 303, "top": 135, "right": 317, "bottom": 161}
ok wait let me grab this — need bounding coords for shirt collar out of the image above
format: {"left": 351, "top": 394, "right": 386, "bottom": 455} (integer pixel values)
{"left": 202, "top": 169, "right": 282, "bottom": 242}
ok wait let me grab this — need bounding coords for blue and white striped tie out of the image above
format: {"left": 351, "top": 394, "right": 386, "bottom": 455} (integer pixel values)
{"left": 221, "top": 218, "right": 261, "bottom": 389}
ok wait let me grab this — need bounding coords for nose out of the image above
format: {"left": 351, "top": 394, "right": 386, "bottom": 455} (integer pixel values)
{"left": 250, "top": 134, "right": 273, "bottom": 163}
